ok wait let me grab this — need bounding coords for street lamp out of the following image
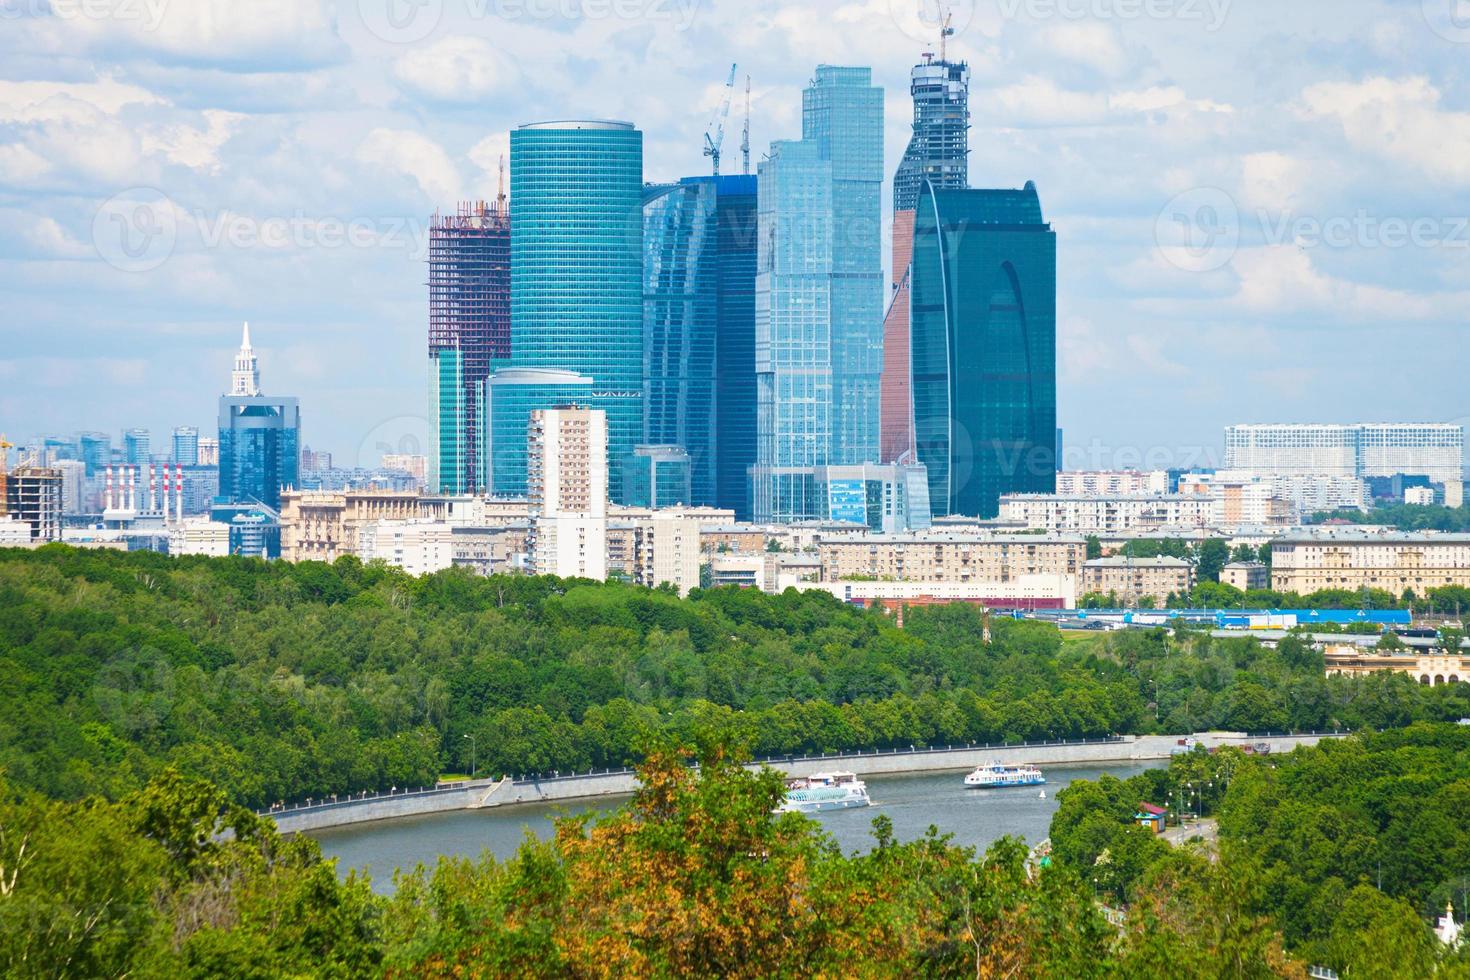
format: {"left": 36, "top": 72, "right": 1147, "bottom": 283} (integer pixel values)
{"left": 463, "top": 734, "right": 476, "bottom": 780}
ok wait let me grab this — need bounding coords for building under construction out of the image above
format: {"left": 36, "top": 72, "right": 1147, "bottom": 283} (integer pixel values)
{"left": 882, "top": 48, "right": 970, "bottom": 465}
{"left": 3, "top": 466, "right": 62, "bottom": 542}
{"left": 429, "top": 193, "right": 510, "bottom": 494}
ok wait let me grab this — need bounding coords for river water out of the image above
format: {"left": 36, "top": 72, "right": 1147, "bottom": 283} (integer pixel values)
{"left": 312, "top": 761, "right": 1165, "bottom": 894}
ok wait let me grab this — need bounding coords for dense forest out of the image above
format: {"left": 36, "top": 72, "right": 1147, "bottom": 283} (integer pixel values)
{"left": 3, "top": 546, "right": 1470, "bottom": 809}
{"left": 1, "top": 749, "right": 1334, "bottom": 978}
{"left": 1050, "top": 724, "right": 1470, "bottom": 977}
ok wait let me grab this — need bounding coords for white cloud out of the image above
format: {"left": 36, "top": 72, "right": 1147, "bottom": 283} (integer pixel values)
{"left": 0, "top": 77, "right": 162, "bottom": 123}
{"left": 1238, "top": 152, "right": 1309, "bottom": 213}
{"left": 140, "top": 109, "right": 244, "bottom": 173}
{"left": 393, "top": 37, "right": 521, "bottom": 103}
{"left": 1298, "top": 76, "right": 1470, "bottom": 185}
{"left": 356, "top": 128, "right": 462, "bottom": 203}
{"left": 1042, "top": 23, "right": 1131, "bottom": 76}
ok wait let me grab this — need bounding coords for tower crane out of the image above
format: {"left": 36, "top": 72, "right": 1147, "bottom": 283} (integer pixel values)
{"left": 938, "top": 5, "right": 955, "bottom": 62}
{"left": 740, "top": 73, "right": 752, "bottom": 175}
{"left": 703, "top": 63, "right": 737, "bottom": 176}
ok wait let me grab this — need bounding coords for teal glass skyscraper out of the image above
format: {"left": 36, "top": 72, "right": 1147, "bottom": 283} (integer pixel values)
{"left": 487, "top": 120, "right": 644, "bottom": 498}
{"left": 911, "top": 182, "right": 1056, "bottom": 519}
{"left": 752, "top": 66, "right": 884, "bottom": 523}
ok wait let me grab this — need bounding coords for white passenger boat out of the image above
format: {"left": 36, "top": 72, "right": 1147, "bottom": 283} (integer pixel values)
{"left": 964, "top": 763, "right": 1046, "bottom": 789}
{"left": 775, "top": 771, "right": 871, "bottom": 813}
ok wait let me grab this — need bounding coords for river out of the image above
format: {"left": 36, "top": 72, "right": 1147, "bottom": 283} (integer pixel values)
{"left": 312, "top": 761, "right": 1165, "bottom": 894}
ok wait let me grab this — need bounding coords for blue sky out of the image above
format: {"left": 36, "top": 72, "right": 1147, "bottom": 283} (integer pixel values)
{"left": 2, "top": 0, "right": 1467, "bottom": 471}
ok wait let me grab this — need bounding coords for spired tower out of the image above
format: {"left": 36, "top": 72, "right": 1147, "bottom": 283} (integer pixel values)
{"left": 231, "top": 322, "right": 262, "bottom": 397}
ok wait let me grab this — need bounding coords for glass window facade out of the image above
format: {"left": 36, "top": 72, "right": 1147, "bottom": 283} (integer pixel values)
{"left": 911, "top": 182, "right": 1056, "bottom": 518}
{"left": 496, "top": 121, "right": 644, "bottom": 500}
{"left": 641, "top": 174, "right": 759, "bottom": 515}
{"left": 217, "top": 396, "right": 300, "bottom": 512}
{"left": 753, "top": 66, "right": 884, "bottom": 523}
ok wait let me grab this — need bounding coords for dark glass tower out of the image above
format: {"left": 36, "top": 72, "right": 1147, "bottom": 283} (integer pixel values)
{"left": 218, "top": 324, "right": 299, "bottom": 512}
{"left": 911, "top": 181, "right": 1055, "bottom": 518}
{"left": 641, "top": 173, "right": 758, "bottom": 514}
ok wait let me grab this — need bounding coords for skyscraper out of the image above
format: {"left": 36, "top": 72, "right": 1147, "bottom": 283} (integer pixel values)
{"left": 123, "top": 428, "right": 151, "bottom": 465}
{"left": 428, "top": 196, "right": 510, "bottom": 494}
{"left": 911, "top": 182, "right": 1056, "bottom": 518}
{"left": 882, "top": 53, "right": 970, "bottom": 463}
{"left": 78, "top": 432, "right": 110, "bottom": 477}
{"left": 172, "top": 426, "right": 199, "bottom": 466}
{"left": 641, "top": 173, "right": 759, "bottom": 513}
{"left": 487, "top": 120, "right": 644, "bottom": 499}
{"left": 752, "top": 66, "right": 884, "bottom": 523}
{"left": 218, "top": 323, "right": 300, "bottom": 512}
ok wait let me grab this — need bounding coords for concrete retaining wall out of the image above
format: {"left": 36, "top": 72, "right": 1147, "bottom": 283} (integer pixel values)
{"left": 271, "top": 732, "right": 1340, "bottom": 835}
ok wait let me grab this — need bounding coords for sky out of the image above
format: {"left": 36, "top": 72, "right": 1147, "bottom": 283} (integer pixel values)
{"left": 1, "top": 0, "right": 1468, "bottom": 472}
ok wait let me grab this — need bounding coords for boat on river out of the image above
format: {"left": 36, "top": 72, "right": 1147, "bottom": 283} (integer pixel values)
{"left": 775, "top": 771, "right": 871, "bottom": 813}
{"left": 964, "top": 763, "right": 1046, "bottom": 789}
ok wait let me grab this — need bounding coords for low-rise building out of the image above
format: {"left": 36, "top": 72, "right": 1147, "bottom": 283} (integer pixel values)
{"left": 279, "top": 489, "right": 422, "bottom": 562}
{"left": 1324, "top": 644, "right": 1469, "bottom": 685}
{"left": 1271, "top": 531, "right": 1470, "bottom": 595}
{"left": 1221, "top": 560, "right": 1270, "bottom": 592}
{"left": 802, "top": 575, "right": 1078, "bottom": 612}
{"left": 356, "top": 519, "right": 455, "bottom": 576}
{"left": 0, "top": 516, "right": 33, "bottom": 546}
{"left": 1081, "top": 556, "right": 1195, "bottom": 605}
{"left": 998, "top": 494, "right": 1214, "bottom": 535}
{"left": 816, "top": 533, "right": 1085, "bottom": 585}
{"left": 1056, "top": 471, "right": 1170, "bottom": 495}
{"left": 168, "top": 518, "right": 231, "bottom": 557}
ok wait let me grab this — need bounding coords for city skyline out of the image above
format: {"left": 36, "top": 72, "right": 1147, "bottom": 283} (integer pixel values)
{"left": 4, "top": 0, "right": 1470, "bottom": 466}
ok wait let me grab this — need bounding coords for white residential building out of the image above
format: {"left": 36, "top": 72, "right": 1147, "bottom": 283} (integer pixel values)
{"left": 1055, "top": 471, "right": 1170, "bottom": 495}
{"left": 0, "top": 516, "right": 33, "bottom": 547}
{"left": 168, "top": 518, "right": 231, "bottom": 557}
{"left": 529, "top": 407, "right": 608, "bottom": 581}
{"left": 356, "top": 519, "right": 455, "bottom": 576}
{"left": 998, "top": 494, "right": 1214, "bottom": 534}
{"left": 1224, "top": 423, "right": 1463, "bottom": 482}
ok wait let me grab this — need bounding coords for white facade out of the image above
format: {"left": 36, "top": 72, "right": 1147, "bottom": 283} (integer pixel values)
{"left": 54, "top": 459, "right": 87, "bottom": 514}
{"left": 998, "top": 494, "right": 1214, "bottom": 534}
{"left": 634, "top": 515, "right": 702, "bottom": 595}
{"left": 803, "top": 575, "right": 1079, "bottom": 609}
{"left": 1224, "top": 424, "right": 1463, "bottom": 482}
{"left": 168, "top": 518, "right": 231, "bottom": 557}
{"left": 1056, "top": 471, "right": 1170, "bottom": 495}
{"left": 0, "top": 517, "right": 32, "bottom": 546}
{"left": 1405, "top": 486, "right": 1437, "bottom": 506}
{"left": 528, "top": 406, "right": 609, "bottom": 580}
{"left": 356, "top": 519, "right": 455, "bottom": 576}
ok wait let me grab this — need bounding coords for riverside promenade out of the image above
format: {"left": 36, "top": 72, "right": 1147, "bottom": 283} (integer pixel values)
{"left": 264, "top": 730, "right": 1344, "bottom": 835}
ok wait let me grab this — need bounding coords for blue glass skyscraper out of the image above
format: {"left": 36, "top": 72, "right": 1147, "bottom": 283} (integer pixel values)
{"left": 641, "top": 173, "right": 759, "bottom": 514}
{"left": 487, "top": 120, "right": 644, "bottom": 499}
{"left": 218, "top": 324, "right": 299, "bottom": 512}
{"left": 911, "top": 182, "right": 1056, "bottom": 519}
{"left": 752, "top": 66, "right": 883, "bottom": 523}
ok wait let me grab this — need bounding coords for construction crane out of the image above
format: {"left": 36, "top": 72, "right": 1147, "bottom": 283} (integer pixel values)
{"left": 0, "top": 434, "right": 10, "bottom": 477}
{"left": 703, "top": 63, "right": 737, "bottom": 176}
{"left": 938, "top": 5, "right": 955, "bottom": 62}
{"left": 740, "top": 73, "right": 752, "bottom": 175}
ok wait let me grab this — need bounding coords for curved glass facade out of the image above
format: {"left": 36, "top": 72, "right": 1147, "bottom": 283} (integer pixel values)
{"left": 502, "top": 121, "right": 644, "bottom": 499}
{"left": 911, "top": 181, "right": 1056, "bottom": 518}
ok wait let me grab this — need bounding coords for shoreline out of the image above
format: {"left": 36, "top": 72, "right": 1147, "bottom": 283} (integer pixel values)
{"left": 268, "top": 731, "right": 1345, "bottom": 836}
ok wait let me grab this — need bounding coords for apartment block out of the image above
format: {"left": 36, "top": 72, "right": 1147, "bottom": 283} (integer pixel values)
{"left": 279, "top": 489, "right": 422, "bottom": 563}
{"left": 1081, "top": 556, "right": 1195, "bottom": 604}
{"left": 998, "top": 494, "right": 1213, "bottom": 535}
{"left": 816, "top": 533, "right": 1085, "bottom": 584}
{"left": 1271, "top": 532, "right": 1470, "bottom": 595}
